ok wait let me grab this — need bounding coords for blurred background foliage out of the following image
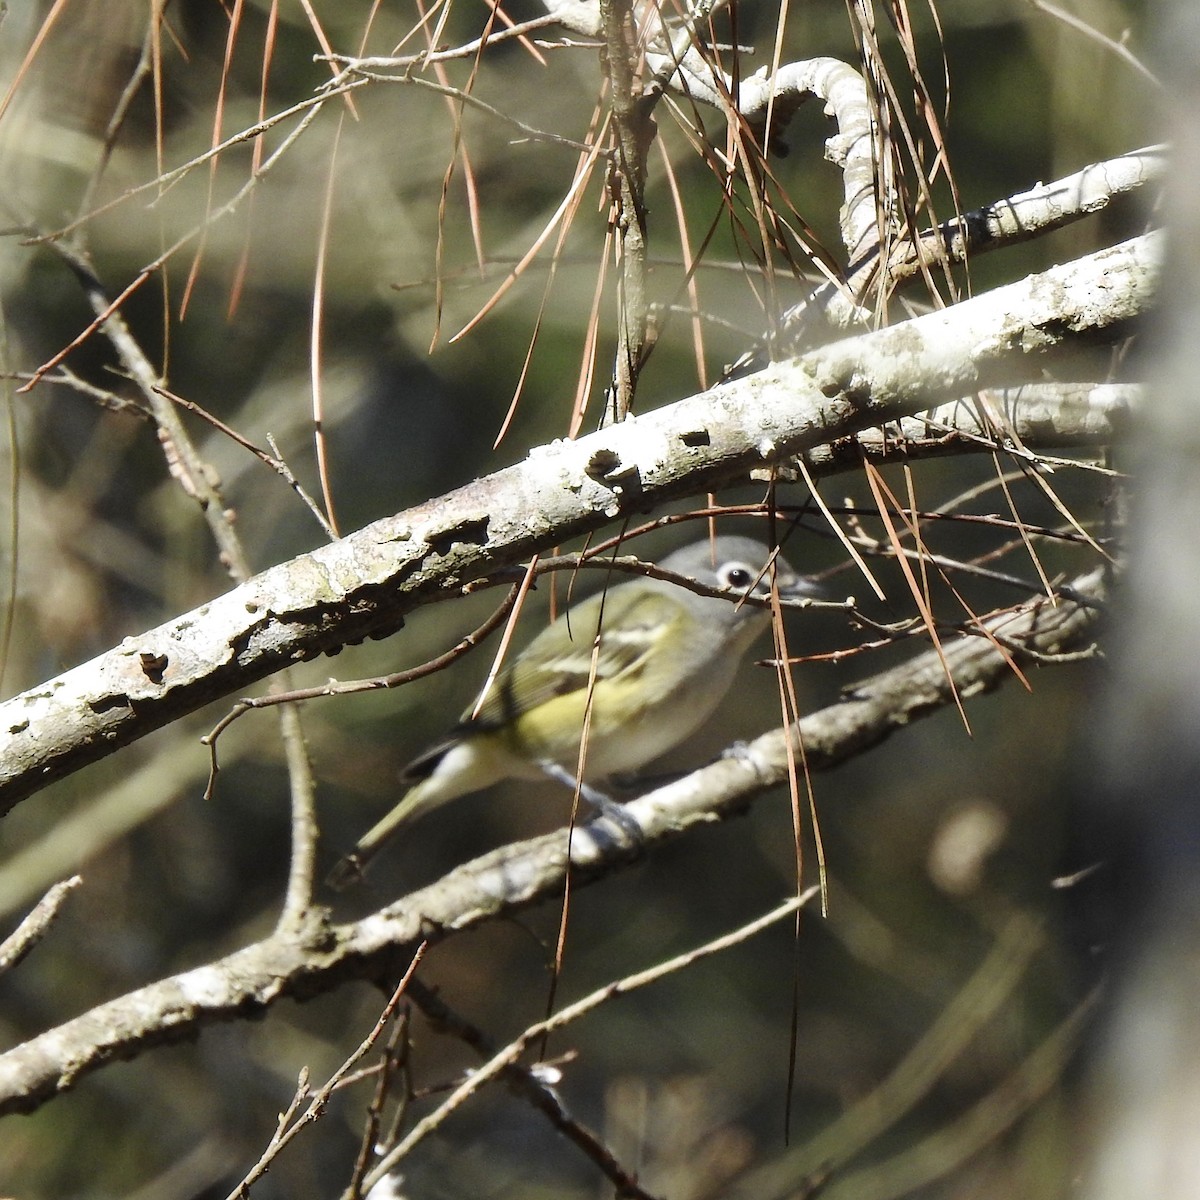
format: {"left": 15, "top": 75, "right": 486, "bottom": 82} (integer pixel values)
{"left": 0, "top": 0, "right": 1152, "bottom": 1196}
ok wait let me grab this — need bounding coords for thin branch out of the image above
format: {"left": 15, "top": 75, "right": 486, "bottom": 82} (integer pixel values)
{"left": 360, "top": 891, "right": 820, "bottom": 1190}
{"left": 321, "top": 14, "right": 570, "bottom": 73}
{"left": 225, "top": 945, "right": 427, "bottom": 1200}
{"left": 39, "top": 247, "right": 324, "bottom": 936}
{"left": 338, "top": 67, "right": 596, "bottom": 154}
{"left": 41, "top": 242, "right": 251, "bottom": 578}
{"left": 0, "top": 877, "right": 81, "bottom": 974}
{"left": 1022, "top": 0, "right": 1159, "bottom": 87}
{"left": 149, "top": 388, "right": 334, "bottom": 538}
{"left": 403, "top": 978, "right": 661, "bottom": 1200}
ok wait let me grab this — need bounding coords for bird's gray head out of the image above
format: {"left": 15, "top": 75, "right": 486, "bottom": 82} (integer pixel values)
{"left": 653, "top": 535, "right": 822, "bottom": 627}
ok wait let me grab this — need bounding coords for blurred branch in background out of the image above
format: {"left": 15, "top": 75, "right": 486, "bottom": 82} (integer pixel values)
{"left": 1080, "top": 1, "right": 1200, "bottom": 1196}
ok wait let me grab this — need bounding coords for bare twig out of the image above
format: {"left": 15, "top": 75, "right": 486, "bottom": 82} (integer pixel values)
{"left": 403, "top": 978, "right": 661, "bottom": 1200}
{"left": 225, "top": 944, "right": 427, "bottom": 1200}
{"left": 1022, "top": 0, "right": 1159, "bottom": 87}
{"left": 151, "top": 386, "right": 336, "bottom": 542}
{"left": 0, "top": 877, "right": 81, "bottom": 974}
{"left": 360, "top": 891, "right": 819, "bottom": 1191}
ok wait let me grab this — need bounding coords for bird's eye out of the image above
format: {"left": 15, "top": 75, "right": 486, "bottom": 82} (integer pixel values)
{"left": 721, "top": 563, "right": 755, "bottom": 589}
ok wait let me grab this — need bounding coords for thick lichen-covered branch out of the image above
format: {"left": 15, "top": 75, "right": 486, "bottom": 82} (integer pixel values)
{"left": 0, "top": 234, "right": 1154, "bottom": 816}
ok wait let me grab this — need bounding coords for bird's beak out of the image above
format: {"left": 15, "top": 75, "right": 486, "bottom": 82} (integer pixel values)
{"left": 777, "top": 571, "right": 830, "bottom": 604}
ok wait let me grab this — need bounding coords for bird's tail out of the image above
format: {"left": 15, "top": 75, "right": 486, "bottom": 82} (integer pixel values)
{"left": 325, "top": 781, "right": 433, "bottom": 890}
{"left": 327, "top": 735, "right": 504, "bottom": 889}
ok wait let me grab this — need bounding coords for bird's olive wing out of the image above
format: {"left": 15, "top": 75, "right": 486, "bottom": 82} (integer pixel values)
{"left": 468, "top": 585, "right": 685, "bottom": 731}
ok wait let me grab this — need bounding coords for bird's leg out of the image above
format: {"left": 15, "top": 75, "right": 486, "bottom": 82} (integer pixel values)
{"left": 537, "top": 760, "right": 643, "bottom": 840}
{"left": 536, "top": 759, "right": 617, "bottom": 812}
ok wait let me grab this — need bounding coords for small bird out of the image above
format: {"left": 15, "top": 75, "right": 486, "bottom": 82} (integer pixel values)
{"left": 328, "top": 535, "right": 819, "bottom": 887}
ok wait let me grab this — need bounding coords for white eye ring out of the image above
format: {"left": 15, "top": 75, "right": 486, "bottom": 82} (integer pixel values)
{"left": 720, "top": 563, "right": 756, "bottom": 590}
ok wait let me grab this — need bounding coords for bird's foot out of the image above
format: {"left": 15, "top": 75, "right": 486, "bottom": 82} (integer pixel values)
{"left": 537, "top": 760, "right": 643, "bottom": 842}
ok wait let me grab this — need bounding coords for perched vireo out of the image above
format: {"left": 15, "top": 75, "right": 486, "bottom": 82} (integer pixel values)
{"left": 329, "top": 535, "right": 819, "bottom": 887}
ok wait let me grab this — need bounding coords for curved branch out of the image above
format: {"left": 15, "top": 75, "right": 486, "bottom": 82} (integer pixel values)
{"left": 731, "top": 145, "right": 1165, "bottom": 371}
{"left": 651, "top": 53, "right": 878, "bottom": 265}
{"left": 534, "top": 0, "right": 879, "bottom": 264}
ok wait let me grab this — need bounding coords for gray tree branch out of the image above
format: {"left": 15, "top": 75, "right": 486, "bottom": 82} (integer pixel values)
{"left": 0, "top": 568, "right": 1103, "bottom": 1118}
{"left": 0, "top": 234, "right": 1154, "bottom": 818}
